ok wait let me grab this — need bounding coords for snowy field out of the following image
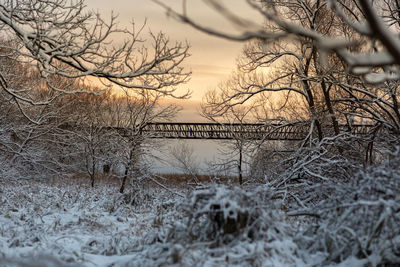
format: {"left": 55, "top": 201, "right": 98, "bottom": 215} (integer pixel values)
{"left": 1, "top": 170, "right": 399, "bottom": 267}
{"left": 0, "top": 177, "right": 185, "bottom": 266}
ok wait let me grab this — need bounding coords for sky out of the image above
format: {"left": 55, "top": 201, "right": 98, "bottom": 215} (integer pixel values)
{"left": 85, "top": 0, "right": 263, "bottom": 121}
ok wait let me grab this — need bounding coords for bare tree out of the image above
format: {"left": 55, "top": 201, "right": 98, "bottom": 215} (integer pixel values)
{"left": 193, "top": 1, "right": 367, "bottom": 140}
{"left": 202, "top": 90, "right": 258, "bottom": 185}
{"left": 0, "top": 0, "right": 190, "bottom": 180}
{"left": 0, "top": 0, "right": 190, "bottom": 120}
{"left": 63, "top": 88, "right": 116, "bottom": 187}
{"left": 113, "top": 89, "right": 180, "bottom": 193}
{"left": 0, "top": 44, "right": 86, "bottom": 177}
{"left": 160, "top": 0, "right": 400, "bottom": 164}
{"left": 169, "top": 142, "right": 200, "bottom": 181}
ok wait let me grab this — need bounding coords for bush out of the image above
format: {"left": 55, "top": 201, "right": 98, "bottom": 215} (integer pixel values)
{"left": 144, "top": 185, "right": 307, "bottom": 266}
{"left": 293, "top": 149, "right": 400, "bottom": 265}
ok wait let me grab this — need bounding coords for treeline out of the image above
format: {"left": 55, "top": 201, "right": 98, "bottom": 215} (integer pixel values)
{"left": 0, "top": 46, "right": 178, "bottom": 191}
{"left": 0, "top": 0, "right": 191, "bottom": 191}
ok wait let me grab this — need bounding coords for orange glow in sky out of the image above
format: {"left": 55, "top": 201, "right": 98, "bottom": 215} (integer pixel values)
{"left": 85, "top": 0, "right": 262, "bottom": 121}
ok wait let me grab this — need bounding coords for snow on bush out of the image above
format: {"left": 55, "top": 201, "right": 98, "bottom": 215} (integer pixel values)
{"left": 291, "top": 149, "right": 400, "bottom": 266}
{"left": 2, "top": 150, "right": 400, "bottom": 267}
{"left": 171, "top": 185, "right": 283, "bottom": 244}
{"left": 137, "top": 185, "right": 307, "bottom": 266}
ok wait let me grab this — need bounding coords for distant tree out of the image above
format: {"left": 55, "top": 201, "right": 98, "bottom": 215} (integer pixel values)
{"left": 0, "top": 42, "right": 83, "bottom": 177}
{"left": 64, "top": 88, "right": 116, "bottom": 187}
{"left": 169, "top": 142, "right": 200, "bottom": 183}
{"left": 0, "top": 0, "right": 190, "bottom": 179}
{"left": 115, "top": 89, "right": 179, "bottom": 193}
{"left": 202, "top": 89, "right": 258, "bottom": 185}
{"left": 191, "top": 1, "right": 367, "bottom": 141}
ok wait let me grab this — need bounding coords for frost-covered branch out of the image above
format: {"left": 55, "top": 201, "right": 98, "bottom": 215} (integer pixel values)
{"left": 0, "top": 0, "right": 190, "bottom": 105}
{"left": 158, "top": 0, "right": 400, "bottom": 82}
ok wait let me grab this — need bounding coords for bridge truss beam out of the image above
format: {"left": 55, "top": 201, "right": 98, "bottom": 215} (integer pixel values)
{"left": 139, "top": 122, "right": 374, "bottom": 140}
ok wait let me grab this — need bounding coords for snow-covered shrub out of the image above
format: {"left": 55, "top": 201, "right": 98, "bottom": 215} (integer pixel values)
{"left": 135, "top": 184, "right": 309, "bottom": 266}
{"left": 287, "top": 136, "right": 363, "bottom": 180}
{"left": 162, "top": 185, "right": 289, "bottom": 245}
{"left": 293, "top": 149, "right": 400, "bottom": 265}
{"left": 260, "top": 135, "right": 372, "bottom": 213}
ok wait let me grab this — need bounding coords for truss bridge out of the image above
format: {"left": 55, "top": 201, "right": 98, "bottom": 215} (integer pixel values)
{"left": 140, "top": 122, "right": 374, "bottom": 140}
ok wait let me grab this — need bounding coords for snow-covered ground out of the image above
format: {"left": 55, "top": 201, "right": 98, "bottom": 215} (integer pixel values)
{"left": 0, "top": 177, "right": 309, "bottom": 266}
{"left": 0, "top": 177, "right": 183, "bottom": 266}
{"left": 1, "top": 170, "right": 398, "bottom": 266}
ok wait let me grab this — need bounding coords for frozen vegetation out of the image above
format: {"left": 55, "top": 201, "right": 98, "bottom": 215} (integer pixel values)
{"left": 1, "top": 150, "right": 400, "bottom": 267}
{"left": 2, "top": 0, "right": 400, "bottom": 266}
{"left": 0, "top": 176, "right": 184, "bottom": 266}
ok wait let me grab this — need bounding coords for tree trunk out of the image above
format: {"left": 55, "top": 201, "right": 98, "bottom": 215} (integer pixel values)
{"left": 90, "top": 146, "right": 96, "bottom": 187}
{"left": 298, "top": 48, "right": 323, "bottom": 141}
{"left": 119, "top": 166, "right": 129, "bottom": 193}
{"left": 238, "top": 147, "right": 243, "bottom": 185}
{"left": 120, "top": 149, "right": 134, "bottom": 193}
{"left": 321, "top": 80, "right": 341, "bottom": 137}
